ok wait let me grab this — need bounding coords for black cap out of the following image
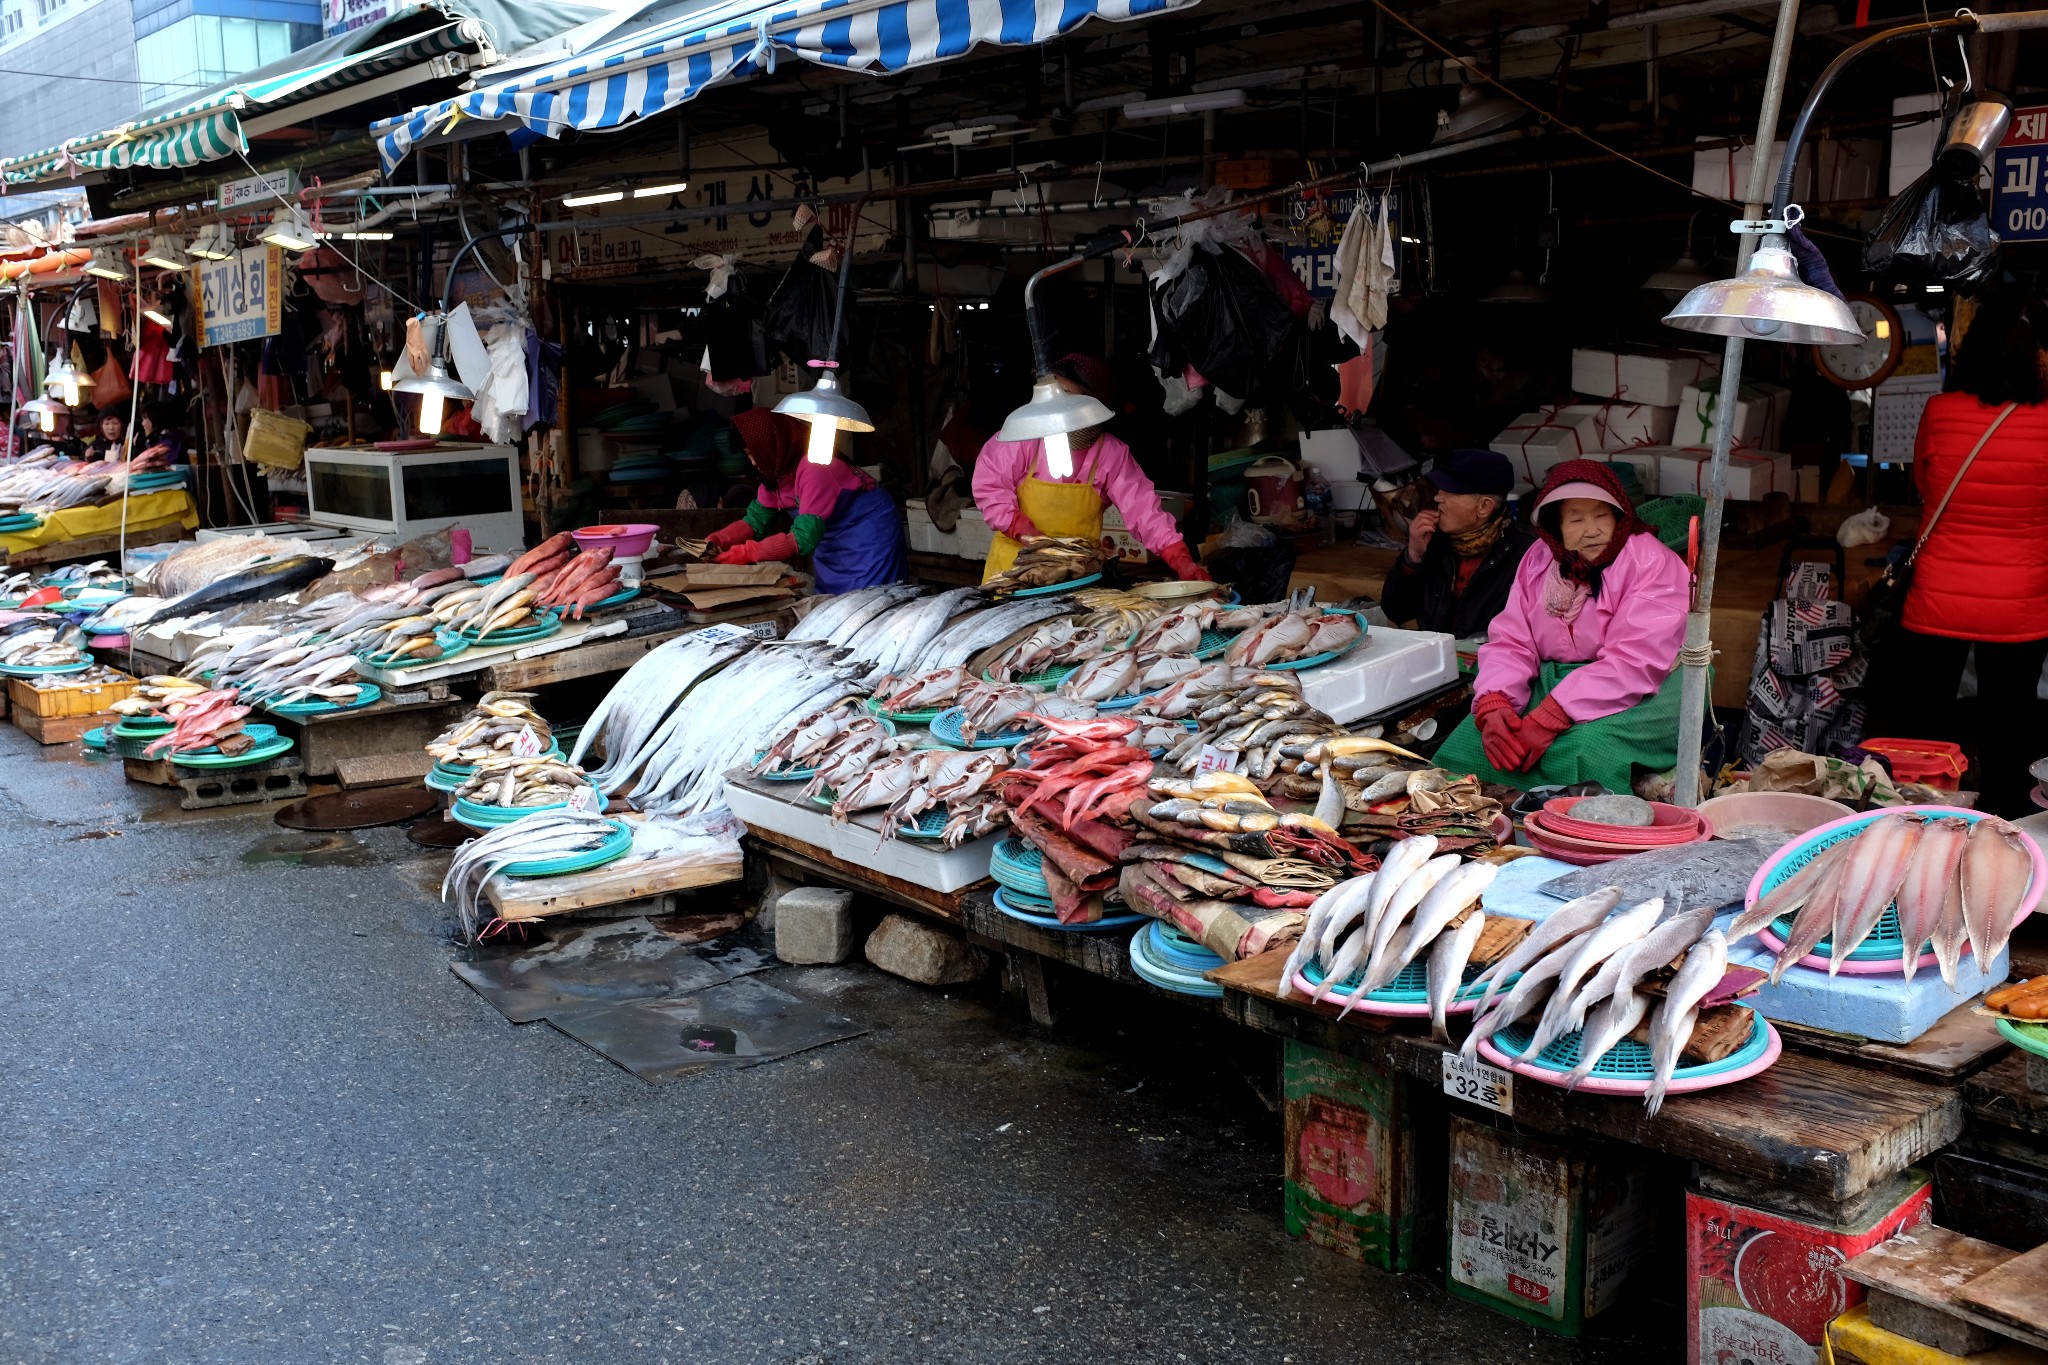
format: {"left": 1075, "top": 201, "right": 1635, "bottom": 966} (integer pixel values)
{"left": 1426, "top": 449, "right": 1514, "bottom": 497}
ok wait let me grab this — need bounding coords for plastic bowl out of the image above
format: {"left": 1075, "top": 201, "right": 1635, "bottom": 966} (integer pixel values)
{"left": 1524, "top": 810, "right": 1706, "bottom": 857}
{"left": 571, "top": 523, "right": 659, "bottom": 558}
{"left": 1541, "top": 797, "right": 1707, "bottom": 846}
{"left": 1696, "top": 791, "right": 1854, "bottom": 842}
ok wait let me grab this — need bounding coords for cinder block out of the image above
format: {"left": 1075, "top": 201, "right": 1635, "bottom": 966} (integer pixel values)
{"left": 774, "top": 887, "right": 857, "bottom": 965}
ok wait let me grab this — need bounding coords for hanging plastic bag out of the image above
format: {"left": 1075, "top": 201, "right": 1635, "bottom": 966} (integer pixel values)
{"left": 1157, "top": 244, "right": 1301, "bottom": 400}
{"left": 763, "top": 227, "right": 840, "bottom": 367}
{"left": 1863, "top": 164, "right": 2000, "bottom": 289}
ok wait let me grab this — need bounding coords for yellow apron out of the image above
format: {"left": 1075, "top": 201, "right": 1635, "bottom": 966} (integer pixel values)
{"left": 982, "top": 446, "right": 1105, "bottom": 582}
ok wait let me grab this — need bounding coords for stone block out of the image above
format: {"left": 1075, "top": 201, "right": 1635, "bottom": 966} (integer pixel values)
{"left": 864, "top": 913, "right": 988, "bottom": 986}
{"left": 774, "top": 886, "right": 857, "bottom": 965}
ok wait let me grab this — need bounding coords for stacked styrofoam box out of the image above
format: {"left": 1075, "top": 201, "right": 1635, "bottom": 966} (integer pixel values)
{"left": 1649, "top": 447, "right": 1796, "bottom": 501}
{"left": 1489, "top": 407, "right": 1603, "bottom": 492}
{"left": 904, "top": 502, "right": 996, "bottom": 559}
{"left": 1674, "top": 380, "right": 1792, "bottom": 452}
{"left": 1871, "top": 372, "right": 1943, "bottom": 463}
{"left": 1490, "top": 347, "right": 1728, "bottom": 497}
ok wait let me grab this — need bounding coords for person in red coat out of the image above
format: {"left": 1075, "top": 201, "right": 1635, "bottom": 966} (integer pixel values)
{"left": 1867, "top": 292, "right": 2048, "bottom": 814}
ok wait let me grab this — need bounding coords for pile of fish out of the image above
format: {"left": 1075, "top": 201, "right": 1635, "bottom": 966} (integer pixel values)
{"left": 790, "top": 584, "right": 1074, "bottom": 685}
{"left": 531, "top": 545, "right": 625, "bottom": 618}
{"left": 427, "top": 692, "right": 554, "bottom": 767}
{"left": 41, "top": 559, "right": 123, "bottom": 592}
{"left": 149, "top": 536, "right": 321, "bottom": 599}
{"left": 952, "top": 678, "right": 1095, "bottom": 742}
{"left": 824, "top": 745, "right": 1014, "bottom": 844}
{"left": 141, "top": 688, "right": 255, "bottom": 758}
{"left": 573, "top": 631, "right": 757, "bottom": 786}
{"left": 0, "top": 461, "right": 112, "bottom": 513}
{"left": 756, "top": 698, "right": 899, "bottom": 781}
{"left": 108, "top": 675, "right": 207, "bottom": 716}
{"left": 1221, "top": 596, "right": 1364, "bottom": 667}
{"left": 1459, "top": 886, "right": 1737, "bottom": 1117}
{"left": 0, "top": 571, "right": 36, "bottom": 601}
{"left": 140, "top": 554, "right": 335, "bottom": 627}
{"left": 441, "top": 811, "right": 621, "bottom": 939}
{"left": 1146, "top": 770, "right": 1344, "bottom": 839}
{"left": 16, "top": 661, "right": 126, "bottom": 693}
{"left": 0, "top": 622, "right": 89, "bottom": 668}
{"left": 983, "top": 536, "right": 1107, "bottom": 593}
{"left": 870, "top": 668, "right": 968, "bottom": 713}
{"left": 453, "top": 755, "right": 595, "bottom": 811}
{"left": 1728, "top": 811, "right": 2032, "bottom": 986}
{"left": 1153, "top": 669, "right": 1351, "bottom": 798}
{"left": 1071, "top": 587, "right": 1169, "bottom": 641}
{"left": 1281, "top": 838, "right": 1499, "bottom": 1030}
{"left": 426, "top": 572, "right": 552, "bottom": 638}
{"left": 998, "top": 714, "right": 1155, "bottom": 833}
{"left": 986, "top": 618, "right": 1126, "bottom": 681}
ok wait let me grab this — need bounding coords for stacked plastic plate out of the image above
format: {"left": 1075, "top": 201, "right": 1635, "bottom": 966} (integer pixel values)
{"left": 1523, "top": 797, "right": 1709, "bottom": 866}
{"left": 1127, "top": 920, "right": 1226, "bottom": 997}
{"left": 606, "top": 450, "right": 669, "bottom": 483}
{"left": 0, "top": 511, "right": 41, "bottom": 533}
{"left": 988, "top": 837, "right": 1143, "bottom": 931}
{"left": 593, "top": 398, "right": 656, "bottom": 430}
{"left": 126, "top": 469, "right": 188, "bottom": 494}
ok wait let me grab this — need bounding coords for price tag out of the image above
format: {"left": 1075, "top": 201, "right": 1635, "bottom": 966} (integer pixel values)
{"left": 693, "top": 622, "right": 753, "bottom": 645}
{"left": 1195, "top": 744, "right": 1238, "bottom": 775}
{"left": 567, "top": 784, "right": 599, "bottom": 813}
{"left": 1442, "top": 1052, "right": 1514, "bottom": 1116}
{"left": 747, "top": 620, "right": 780, "bottom": 640}
{"left": 511, "top": 724, "right": 543, "bottom": 758}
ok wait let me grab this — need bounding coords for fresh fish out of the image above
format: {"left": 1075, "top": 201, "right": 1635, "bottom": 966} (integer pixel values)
{"left": 1313, "top": 762, "right": 1346, "bottom": 832}
{"left": 1643, "top": 930, "right": 1729, "bottom": 1118}
{"left": 1335, "top": 854, "right": 1460, "bottom": 1015}
{"left": 143, "top": 555, "right": 334, "bottom": 625}
{"left": 1544, "top": 898, "right": 1664, "bottom": 1019}
{"left": 1428, "top": 910, "right": 1488, "bottom": 1043}
{"left": 1313, "top": 924, "right": 1373, "bottom": 1005}
{"left": 1057, "top": 650, "right": 1140, "bottom": 702}
{"left": 1527, "top": 905, "right": 1714, "bottom": 1058}
{"left": 1468, "top": 886, "right": 1624, "bottom": 1019}
{"left": 1462, "top": 951, "right": 1573, "bottom": 1060}
{"left": 1893, "top": 817, "right": 1969, "bottom": 980}
{"left": 1350, "top": 835, "right": 1438, "bottom": 964}
{"left": 1563, "top": 989, "right": 1650, "bottom": 1092}
{"left": 1310, "top": 869, "right": 1387, "bottom": 971}
{"left": 1361, "top": 860, "right": 1500, "bottom": 999}
{"left": 1829, "top": 813, "right": 1923, "bottom": 975}
{"left": 1962, "top": 816, "right": 2032, "bottom": 969}
{"left": 1725, "top": 840, "right": 1847, "bottom": 944}
{"left": 1933, "top": 847, "right": 1971, "bottom": 990}
{"left": 1771, "top": 847, "right": 1852, "bottom": 984}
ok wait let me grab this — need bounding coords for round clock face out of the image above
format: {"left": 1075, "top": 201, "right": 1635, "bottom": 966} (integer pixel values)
{"left": 1814, "top": 296, "right": 1901, "bottom": 389}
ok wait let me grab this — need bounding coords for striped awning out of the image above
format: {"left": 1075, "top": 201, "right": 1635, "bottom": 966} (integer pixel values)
{"left": 0, "top": 21, "right": 479, "bottom": 189}
{"left": 373, "top": 0, "right": 1196, "bottom": 173}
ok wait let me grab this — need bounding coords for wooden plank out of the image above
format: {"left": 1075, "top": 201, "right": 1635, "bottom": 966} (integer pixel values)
{"left": 1843, "top": 1224, "right": 2019, "bottom": 1308}
{"left": 481, "top": 626, "right": 687, "bottom": 690}
{"left": 484, "top": 850, "right": 743, "bottom": 920}
{"left": 1952, "top": 1244, "right": 2048, "bottom": 1353}
{"left": 333, "top": 752, "right": 435, "bottom": 787}
{"left": 1210, "top": 948, "right": 1965, "bottom": 1205}
{"left": 1777, "top": 1002, "right": 2012, "bottom": 1081}
{"left": 13, "top": 709, "right": 108, "bottom": 744}
{"left": 1966, "top": 1052, "right": 2048, "bottom": 1140}
{"left": 276, "top": 699, "right": 464, "bottom": 779}
{"left": 0, "top": 520, "right": 185, "bottom": 569}
{"left": 743, "top": 827, "right": 972, "bottom": 923}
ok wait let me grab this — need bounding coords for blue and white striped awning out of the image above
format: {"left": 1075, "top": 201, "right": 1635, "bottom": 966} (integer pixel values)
{"left": 372, "top": 0, "right": 1196, "bottom": 173}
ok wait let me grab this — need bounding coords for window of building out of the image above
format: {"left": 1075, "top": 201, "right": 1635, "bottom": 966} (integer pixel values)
{"left": 136, "top": 14, "right": 298, "bottom": 107}
{"left": 32, "top": 0, "right": 65, "bottom": 22}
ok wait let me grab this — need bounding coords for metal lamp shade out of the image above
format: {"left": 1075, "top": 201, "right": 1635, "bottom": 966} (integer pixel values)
{"left": 1642, "top": 253, "right": 1715, "bottom": 297}
{"left": 84, "top": 248, "right": 128, "bottom": 280}
{"left": 392, "top": 360, "right": 474, "bottom": 402}
{"left": 189, "top": 224, "right": 236, "bottom": 260}
{"left": 19, "top": 396, "right": 64, "bottom": 430}
{"left": 774, "top": 369, "right": 874, "bottom": 433}
{"left": 140, "top": 235, "right": 192, "bottom": 271}
{"left": 996, "top": 376, "right": 1112, "bottom": 442}
{"left": 1661, "top": 237, "right": 1863, "bottom": 345}
{"left": 1434, "top": 84, "right": 1525, "bottom": 145}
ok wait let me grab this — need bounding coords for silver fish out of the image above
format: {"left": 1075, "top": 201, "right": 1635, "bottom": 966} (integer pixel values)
{"left": 1894, "top": 817, "right": 1969, "bottom": 980}
{"left": 1526, "top": 904, "right": 1713, "bottom": 1059}
{"left": 1962, "top": 816, "right": 2032, "bottom": 970}
{"left": 1643, "top": 929, "right": 1729, "bottom": 1118}
{"left": 1428, "top": 910, "right": 1488, "bottom": 1043}
{"left": 1563, "top": 988, "right": 1650, "bottom": 1092}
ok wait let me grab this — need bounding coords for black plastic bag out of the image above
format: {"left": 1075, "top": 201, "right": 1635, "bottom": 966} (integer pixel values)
{"left": 1864, "top": 164, "right": 2000, "bottom": 289}
{"left": 1205, "top": 541, "right": 1298, "bottom": 603}
{"left": 702, "top": 274, "right": 767, "bottom": 382}
{"left": 763, "top": 228, "right": 841, "bottom": 367}
{"left": 1157, "top": 244, "right": 1301, "bottom": 399}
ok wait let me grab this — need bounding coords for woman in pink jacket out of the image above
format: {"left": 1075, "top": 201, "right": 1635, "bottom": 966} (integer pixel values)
{"left": 1434, "top": 460, "right": 1691, "bottom": 793}
{"left": 972, "top": 354, "right": 1208, "bottom": 583}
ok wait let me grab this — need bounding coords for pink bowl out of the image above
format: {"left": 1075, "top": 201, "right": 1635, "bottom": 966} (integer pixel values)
{"left": 1697, "top": 791, "right": 1854, "bottom": 840}
{"left": 1525, "top": 810, "right": 1707, "bottom": 857}
{"left": 1476, "top": 1016, "right": 1782, "bottom": 1096}
{"left": 572, "top": 522, "right": 659, "bottom": 557}
{"left": 1543, "top": 796, "right": 1707, "bottom": 845}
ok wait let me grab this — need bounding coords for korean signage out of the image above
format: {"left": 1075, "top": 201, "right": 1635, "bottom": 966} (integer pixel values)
{"left": 1993, "top": 104, "right": 2048, "bottom": 243}
{"left": 218, "top": 170, "right": 299, "bottom": 211}
{"left": 552, "top": 130, "right": 894, "bottom": 279}
{"left": 1278, "top": 186, "right": 1400, "bottom": 299}
{"left": 325, "top": 0, "right": 403, "bottom": 36}
{"left": 189, "top": 246, "right": 284, "bottom": 347}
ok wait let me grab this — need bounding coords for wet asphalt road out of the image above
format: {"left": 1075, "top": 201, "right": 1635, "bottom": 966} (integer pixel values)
{"left": 0, "top": 726, "right": 1670, "bottom": 1363}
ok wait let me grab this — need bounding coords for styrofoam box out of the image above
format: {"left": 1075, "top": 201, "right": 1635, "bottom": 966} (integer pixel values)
{"left": 1298, "top": 428, "right": 1363, "bottom": 483}
{"left": 1872, "top": 372, "right": 1943, "bottom": 463}
{"left": 1600, "top": 450, "right": 1660, "bottom": 497}
{"left": 827, "top": 813, "right": 998, "bottom": 892}
{"left": 724, "top": 777, "right": 840, "bottom": 848}
{"left": 904, "top": 502, "right": 996, "bottom": 559}
{"left": 1674, "top": 380, "right": 1791, "bottom": 451}
{"left": 1298, "top": 624, "right": 1458, "bottom": 725}
{"left": 1574, "top": 401, "right": 1676, "bottom": 451}
{"left": 1650, "top": 447, "right": 1795, "bottom": 501}
{"left": 1571, "top": 347, "right": 1719, "bottom": 408}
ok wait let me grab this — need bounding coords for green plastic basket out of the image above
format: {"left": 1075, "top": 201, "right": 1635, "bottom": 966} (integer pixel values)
{"left": 1636, "top": 496, "right": 1704, "bottom": 554}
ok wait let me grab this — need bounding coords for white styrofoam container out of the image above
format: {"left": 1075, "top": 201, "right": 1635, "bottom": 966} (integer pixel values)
{"left": 1573, "top": 401, "right": 1677, "bottom": 451}
{"left": 1674, "top": 380, "right": 1791, "bottom": 450}
{"left": 827, "top": 814, "right": 998, "bottom": 892}
{"left": 904, "top": 502, "right": 995, "bottom": 559}
{"left": 724, "top": 778, "right": 839, "bottom": 848}
{"left": 1692, "top": 136, "right": 1810, "bottom": 204}
{"left": 1298, "top": 428, "right": 1363, "bottom": 483}
{"left": 1570, "top": 347, "right": 1719, "bottom": 408}
{"left": 1298, "top": 624, "right": 1459, "bottom": 724}
{"left": 1600, "top": 451, "right": 1660, "bottom": 497}
{"left": 1872, "top": 372, "right": 1943, "bottom": 463}
{"left": 1650, "top": 447, "right": 1795, "bottom": 501}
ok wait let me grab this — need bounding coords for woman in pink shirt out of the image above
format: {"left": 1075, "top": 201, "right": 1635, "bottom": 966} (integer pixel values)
{"left": 1433, "top": 460, "right": 1690, "bottom": 794}
{"left": 972, "top": 355, "right": 1208, "bottom": 584}
{"left": 703, "top": 409, "right": 908, "bottom": 592}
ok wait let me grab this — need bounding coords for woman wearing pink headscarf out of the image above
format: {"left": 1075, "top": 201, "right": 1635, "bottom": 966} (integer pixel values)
{"left": 1433, "top": 459, "right": 1690, "bottom": 794}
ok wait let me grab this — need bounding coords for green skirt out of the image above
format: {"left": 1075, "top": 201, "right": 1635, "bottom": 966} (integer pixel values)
{"left": 1435, "top": 660, "right": 1687, "bottom": 795}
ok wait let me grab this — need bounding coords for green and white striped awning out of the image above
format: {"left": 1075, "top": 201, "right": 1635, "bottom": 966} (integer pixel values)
{"left": 0, "top": 20, "right": 477, "bottom": 189}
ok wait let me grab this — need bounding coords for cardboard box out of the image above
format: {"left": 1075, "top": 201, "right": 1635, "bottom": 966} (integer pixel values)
{"left": 1675, "top": 379, "right": 1791, "bottom": 450}
{"left": 1686, "top": 1175, "right": 1932, "bottom": 1365}
{"left": 1575, "top": 401, "right": 1677, "bottom": 451}
{"left": 1571, "top": 346, "right": 1720, "bottom": 407}
{"left": 1599, "top": 450, "right": 1661, "bottom": 497}
{"left": 1652, "top": 447, "right": 1795, "bottom": 501}
{"left": 1283, "top": 1041, "right": 1438, "bottom": 1272}
{"left": 1793, "top": 466, "right": 1821, "bottom": 502}
{"left": 1489, "top": 409, "right": 1600, "bottom": 489}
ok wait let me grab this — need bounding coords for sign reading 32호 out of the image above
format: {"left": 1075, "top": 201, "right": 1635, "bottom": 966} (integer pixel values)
{"left": 1994, "top": 105, "right": 2048, "bottom": 243}
{"left": 189, "top": 245, "right": 284, "bottom": 347}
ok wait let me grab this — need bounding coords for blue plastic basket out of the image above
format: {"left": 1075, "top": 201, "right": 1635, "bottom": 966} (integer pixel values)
{"left": 992, "top": 884, "right": 1058, "bottom": 914}
{"left": 263, "top": 683, "right": 382, "bottom": 717}
{"left": 454, "top": 609, "right": 563, "bottom": 646}
{"left": 928, "top": 706, "right": 1029, "bottom": 750}
{"left": 1491, "top": 1008, "right": 1766, "bottom": 1081}
{"left": 500, "top": 818, "right": 633, "bottom": 877}
{"left": 1190, "top": 627, "right": 1238, "bottom": 660}
{"left": 865, "top": 695, "right": 947, "bottom": 725}
{"left": 991, "top": 837, "right": 1051, "bottom": 899}
{"left": 1128, "top": 920, "right": 1226, "bottom": 996}
{"left": 169, "top": 734, "right": 295, "bottom": 769}
{"left": 752, "top": 717, "right": 896, "bottom": 780}
{"left": 1299, "top": 953, "right": 1506, "bottom": 1006}
{"left": 1997, "top": 1018, "right": 2048, "bottom": 1061}
{"left": 1757, "top": 808, "right": 2025, "bottom": 962}
{"left": 894, "top": 808, "right": 951, "bottom": 840}
{"left": 451, "top": 782, "right": 603, "bottom": 830}
{"left": 81, "top": 726, "right": 109, "bottom": 751}
{"left": 1260, "top": 609, "right": 1371, "bottom": 671}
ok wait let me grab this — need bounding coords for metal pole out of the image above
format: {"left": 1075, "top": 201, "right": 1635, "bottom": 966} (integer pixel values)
{"left": 1671, "top": 0, "right": 1802, "bottom": 807}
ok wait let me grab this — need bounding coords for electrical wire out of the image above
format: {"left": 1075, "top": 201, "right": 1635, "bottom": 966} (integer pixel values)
{"left": 231, "top": 147, "right": 425, "bottom": 313}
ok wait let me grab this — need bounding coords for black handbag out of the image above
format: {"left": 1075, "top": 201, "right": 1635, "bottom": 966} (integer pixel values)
{"left": 1860, "top": 401, "right": 2016, "bottom": 649}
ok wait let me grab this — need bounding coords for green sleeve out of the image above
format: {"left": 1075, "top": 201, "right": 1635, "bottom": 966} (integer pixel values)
{"left": 743, "top": 499, "right": 776, "bottom": 537}
{"left": 790, "top": 513, "right": 826, "bottom": 556}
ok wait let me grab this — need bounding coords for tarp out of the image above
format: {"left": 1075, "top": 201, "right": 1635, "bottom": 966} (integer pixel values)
{"left": 0, "top": 491, "right": 198, "bottom": 554}
{"left": 371, "top": 0, "right": 1197, "bottom": 172}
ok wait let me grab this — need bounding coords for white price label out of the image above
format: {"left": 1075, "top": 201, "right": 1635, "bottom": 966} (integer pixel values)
{"left": 1442, "top": 1053, "right": 1514, "bottom": 1116}
{"left": 1195, "top": 744, "right": 1239, "bottom": 775}
{"left": 747, "top": 620, "right": 780, "bottom": 640}
{"left": 693, "top": 622, "right": 753, "bottom": 645}
{"left": 511, "top": 724, "right": 543, "bottom": 758}
{"left": 567, "top": 784, "right": 599, "bottom": 813}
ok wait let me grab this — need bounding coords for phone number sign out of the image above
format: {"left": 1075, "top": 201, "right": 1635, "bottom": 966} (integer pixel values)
{"left": 1994, "top": 105, "right": 2048, "bottom": 243}
{"left": 189, "top": 245, "right": 283, "bottom": 347}
{"left": 1280, "top": 186, "right": 1399, "bottom": 299}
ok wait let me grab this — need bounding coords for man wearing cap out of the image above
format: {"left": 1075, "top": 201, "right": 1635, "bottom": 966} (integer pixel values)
{"left": 1379, "top": 449, "right": 1536, "bottom": 639}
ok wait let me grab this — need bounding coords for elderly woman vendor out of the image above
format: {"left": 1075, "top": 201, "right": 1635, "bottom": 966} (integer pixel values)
{"left": 1433, "top": 460, "right": 1690, "bottom": 793}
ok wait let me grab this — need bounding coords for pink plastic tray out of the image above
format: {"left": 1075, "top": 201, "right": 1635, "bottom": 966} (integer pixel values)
{"left": 1289, "top": 969, "right": 1485, "bottom": 1018}
{"left": 1542, "top": 796, "right": 1707, "bottom": 846}
{"left": 1476, "top": 1016, "right": 1783, "bottom": 1097}
{"left": 1743, "top": 804, "right": 2044, "bottom": 976}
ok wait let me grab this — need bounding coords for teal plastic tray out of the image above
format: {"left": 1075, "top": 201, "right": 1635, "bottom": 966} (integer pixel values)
{"left": 169, "top": 734, "right": 295, "bottom": 769}
{"left": 1492, "top": 1009, "right": 1767, "bottom": 1081}
{"left": 1300, "top": 953, "right": 1510, "bottom": 1007}
{"left": 264, "top": 683, "right": 381, "bottom": 717}
{"left": 1261, "top": 610, "right": 1371, "bottom": 672}
{"left": 1128, "top": 920, "right": 1225, "bottom": 996}
{"left": 500, "top": 818, "right": 633, "bottom": 877}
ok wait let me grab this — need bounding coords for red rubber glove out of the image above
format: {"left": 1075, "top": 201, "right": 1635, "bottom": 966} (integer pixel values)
{"left": 716, "top": 531, "right": 799, "bottom": 565}
{"left": 1516, "top": 696, "right": 1574, "bottom": 769}
{"left": 1160, "top": 541, "right": 1212, "bottom": 582}
{"left": 1470, "top": 692, "right": 1527, "bottom": 773}
{"left": 1004, "top": 513, "right": 1040, "bottom": 541}
{"left": 705, "top": 520, "right": 755, "bottom": 551}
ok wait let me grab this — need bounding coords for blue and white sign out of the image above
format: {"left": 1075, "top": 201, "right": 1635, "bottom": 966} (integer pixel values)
{"left": 1280, "top": 187, "right": 1400, "bottom": 299}
{"left": 189, "top": 245, "right": 283, "bottom": 348}
{"left": 1993, "top": 105, "right": 2048, "bottom": 243}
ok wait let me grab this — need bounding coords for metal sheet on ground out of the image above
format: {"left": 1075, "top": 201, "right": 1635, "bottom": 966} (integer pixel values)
{"left": 544, "top": 975, "right": 866, "bottom": 1082}
{"left": 406, "top": 817, "right": 474, "bottom": 849}
{"left": 275, "top": 786, "right": 438, "bottom": 830}
{"left": 450, "top": 918, "right": 774, "bottom": 1023}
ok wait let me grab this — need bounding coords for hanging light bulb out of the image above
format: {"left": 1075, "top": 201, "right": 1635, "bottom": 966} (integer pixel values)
{"left": 44, "top": 352, "right": 90, "bottom": 407}
{"left": 1662, "top": 233, "right": 1862, "bottom": 345}
{"left": 379, "top": 369, "right": 394, "bottom": 391}
{"left": 392, "top": 313, "right": 472, "bottom": 438}
{"left": 1041, "top": 429, "right": 1074, "bottom": 481}
{"left": 261, "top": 205, "right": 319, "bottom": 252}
{"left": 84, "top": 247, "right": 128, "bottom": 280}
{"left": 20, "top": 396, "right": 60, "bottom": 432}
{"left": 188, "top": 222, "right": 235, "bottom": 260}
{"left": 143, "top": 304, "right": 175, "bottom": 327}
{"left": 777, "top": 368, "right": 872, "bottom": 465}
{"left": 140, "top": 234, "right": 192, "bottom": 271}
{"left": 997, "top": 375, "right": 1107, "bottom": 479}
{"left": 417, "top": 390, "right": 446, "bottom": 436}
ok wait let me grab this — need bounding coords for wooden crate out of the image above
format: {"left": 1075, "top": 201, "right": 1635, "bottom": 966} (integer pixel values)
{"left": 7, "top": 671, "right": 137, "bottom": 718}
{"left": 1282, "top": 1040, "right": 1439, "bottom": 1273}
{"left": 14, "top": 709, "right": 110, "bottom": 745}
